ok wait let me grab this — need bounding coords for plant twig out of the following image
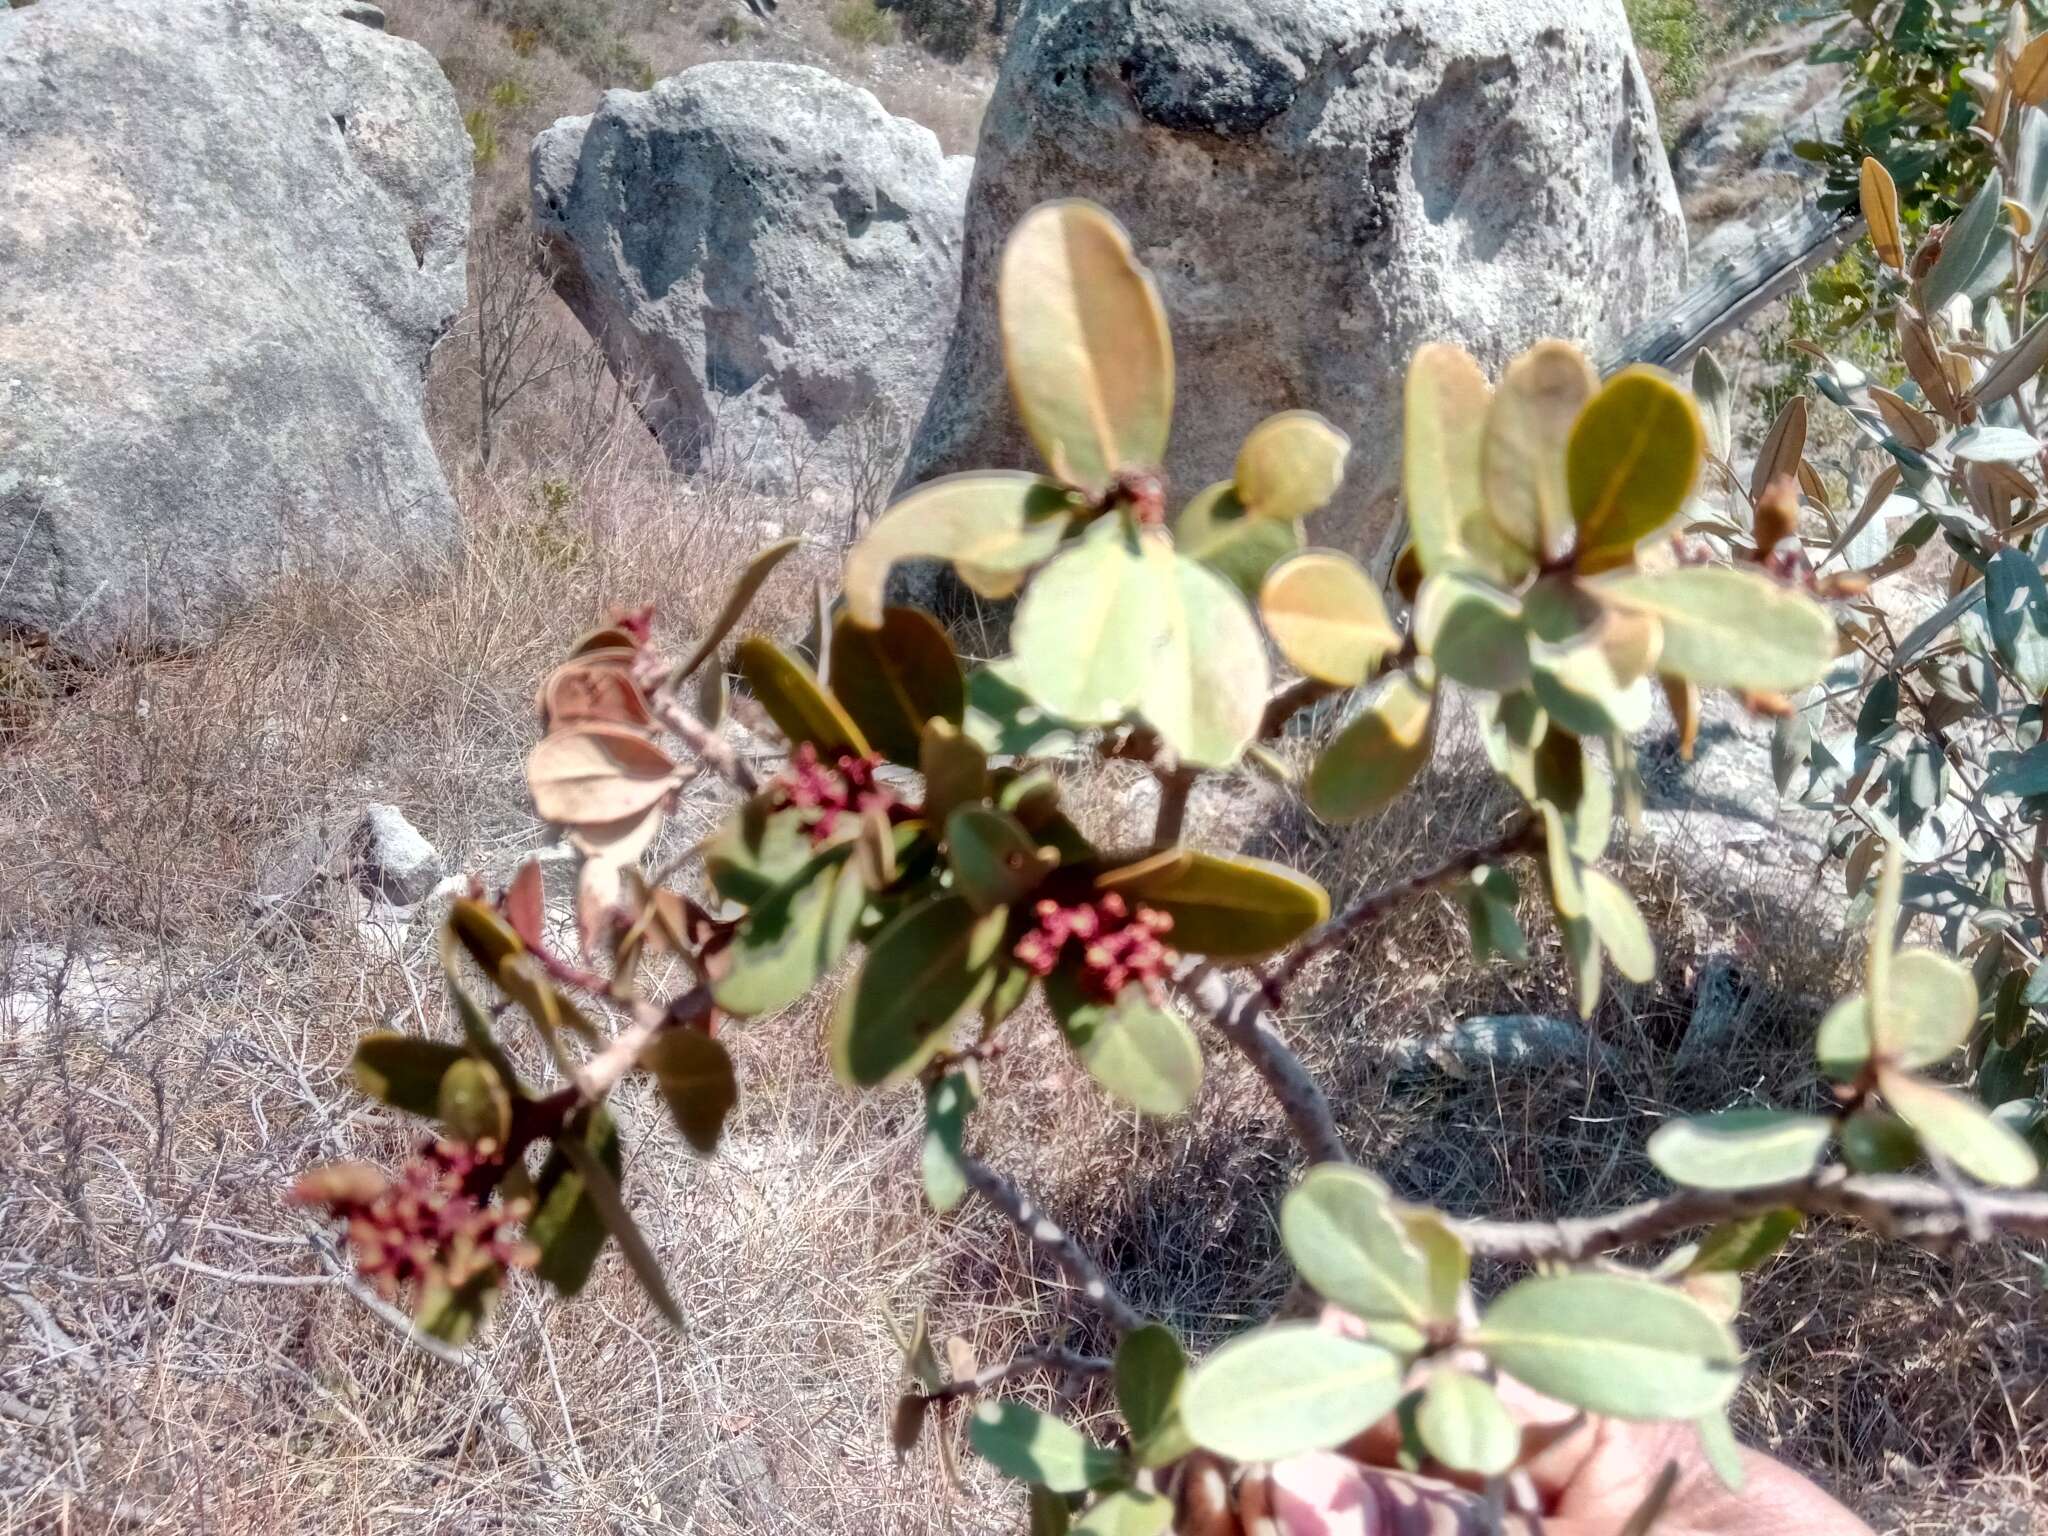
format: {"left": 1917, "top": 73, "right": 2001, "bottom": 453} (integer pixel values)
{"left": 1172, "top": 958, "right": 1350, "bottom": 1167}
{"left": 915, "top": 1345, "right": 1112, "bottom": 1404}
{"left": 1152, "top": 764, "right": 1195, "bottom": 849}
{"left": 652, "top": 694, "right": 759, "bottom": 795}
{"left": 1453, "top": 1167, "right": 2048, "bottom": 1262}
{"left": 955, "top": 1149, "right": 1144, "bottom": 1334}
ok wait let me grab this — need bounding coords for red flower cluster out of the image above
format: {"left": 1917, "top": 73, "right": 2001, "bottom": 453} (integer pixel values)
{"left": 1013, "top": 891, "right": 1177, "bottom": 1003}
{"left": 290, "top": 1139, "right": 536, "bottom": 1301}
{"left": 770, "top": 743, "right": 895, "bottom": 844}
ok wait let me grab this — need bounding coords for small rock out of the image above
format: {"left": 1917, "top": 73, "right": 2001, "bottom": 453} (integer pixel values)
{"left": 1390, "top": 1014, "right": 1614, "bottom": 1080}
{"left": 1674, "top": 954, "right": 1753, "bottom": 1071}
{"left": 351, "top": 804, "right": 444, "bottom": 907}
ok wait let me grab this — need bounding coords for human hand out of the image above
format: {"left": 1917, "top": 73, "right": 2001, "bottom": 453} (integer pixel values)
{"left": 1228, "top": 1310, "right": 1872, "bottom": 1536}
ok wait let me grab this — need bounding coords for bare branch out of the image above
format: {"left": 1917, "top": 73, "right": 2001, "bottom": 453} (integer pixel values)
{"left": 1152, "top": 764, "right": 1195, "bottom": 849}
{"left": 915, "top": 1345, "right": 1111, "bottom": 1404}
{"left": 651, "top": 694, "right": 760, "bottom": 796}
{"left": 955, "top": 1148, "right": 1144, "bottom": 1334}
{"left": 1172, "top": 958, "right": 1350, "bottom": 1167}
{"left": 1454, "top": 1167, "right": 2048, "bottom": 1262}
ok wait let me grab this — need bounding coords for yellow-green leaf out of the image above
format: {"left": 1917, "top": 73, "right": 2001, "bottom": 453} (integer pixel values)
{"left": 437, "top": 1057, "right": 511, "bottom": 1145}
{"left": 1000, "top": 199, "right": 1173, "bottom": 490}
{"left": 1181, "top": 1325, "right": 1406, "bottom": 1463}
{"left": 1235, "top": 410, "right": 1351, "bottom": 521}
{"left": 736, "top": 637, "right": 871, "bottom": 756}
{"left": 1568, "top": 367, "right": 1704, "bottom": 567}
{"left": 844, "top": 472, "right": 1075, "bottom": 628}
{"left": 1880, "top": 1068, "right": 2039, "bottom": 1186}
{"left": 1417, "top": 1369, "right": 1521, "bottom": 1477}
{"left": 1647, "top": 1110, "right": 1833, "bottom": 1191}
{"left": 1098, "top": 848, "right": 1328, "bottom": 961}
{"left": 1483, "top": 339, "right": 1597, "bottom": 564}
{"left": 1138, "top": 553, "right": 1270, "bottom": 768}
{"left": 1861, "top": 156, "right": 1904, "bottom": 269}
{"left": 1259, "top": 549, "right": 1397, "bottom": 687}
{"left": 1816, "top": 949, "right": 1978, "bottom": 1077}
{"left": 1582, "top": 868, "right": 1654, "bottom": 983}
{"left": 1176, "top": 480, "right": 1303, "bottom": 595}
{"left": 1012, "top": 523, "right": 1172, "bottom": 726}
{"left": 638, "top": 1027, "right": 738, "bottom": 1155}
{"left": 1415, "top": 573, "right": 1530, "bottom": 692}
{"left": 1306, "top": 672, "right": 1434, "bottom": 824}
{"left": 1475, "top": 1274, "right": 1741, "bottom": 1421}
{"left": 1594, "top": 567, "right": 1836, "bottom": 691}
{"left": 1281, "top": 1164, "right": 1463, "bottom": 1328}
{"left": 1404, "top": 342, "right": 1494, "bottom": 578}
{"left": 829, "top": 607, "right": 964, "bottom": 765}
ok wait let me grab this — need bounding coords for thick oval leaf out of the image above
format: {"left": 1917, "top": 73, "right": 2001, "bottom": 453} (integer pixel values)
{"left": 1594, "top": 567, "right": 1835, "bottom": 691}
{"left": 1415, "top": 573, "right": 1530, "bottom": 692}
{"left": 1879, "top": 1068, "right": 2039, "bottom": 1187}
{"left": 1923, "top": 169, "right": 2004, "bottom": 313}
{"left": 673, "top": 537, "right": 800, "bottom": 682}
{"left": 1861, "top": 155, "right": 1904, "bottom": 270}
{"left": 639, "top": 1027, "right": 738, "bottom": 1155}
{"left": 921, "top": 1068, "right": 978, "bottom": 1213}
{"left": 1690, "top": 1209, "right": 1802, "bottom": 1273}
{"left": 1816, "top": 949, "right": 1978, "bottom": 1077}
{"left": 736, "top": 638, "right": 870, "bottom": 757}
{"left": 1748, "top": 394, "right": 1808, "bottom": 508}
{"left": 528, "top": 1110, "right": 620, "bottom": 1297}
{"left": 1306, "top": 673, "right": 1434, "bottom": 825}
{"left": 1073, "top": 1490, "right": 1172, "bottom": 1536}
{"left": 1281, "top": 1164, "right": 1461, "bottom": 1328}
{"left": 1013, "top": 524, "right": 1171, "bottom": 726}
{"left": 1176, "top": 480, "right": 1304, "bottom": 595}
{"left": 970, "top": 1400, "right": 1123, "bottom": 1492}
{"left": 704, "top": 800, "right": 816, "bottom": 905}
{"left": 540, "top": 660, "right": 652, "bottom": 731}
{"left": 352, "top": 1033, "right": 467, "bottom": 1118}
{"left": 1567, "top": 368, "right": 1703, "bottom": 566}
{"left": 1139, "top": 552, "right": 1270, "bottom": 768}
{"left": 1050, "top": 978, "right": 1204, "bottom": 1117}
{"left": 965, "top": 659, "right": 1080, "bottom": 760}
{"left": 1647, "top": 1110, "right": 1833, "bottom": 1191}
{"left": 1260, "top": 549, "right": 1397, "bottom": 687}
{"left": 845, "top": 472, "right": 1075, "bottom": 627}
{"left": 829, "top": 895, "right": 1006, "bottom": 1087}
{"left": 1841, "top": 1108, "right": 1919, "bottom": 1173}
{"left": 1693, "top": 349, "right": 1733, "bottom": 463}
{"left": 1098, "top": 848, "right": 1328, "bottom": 961}
{"left": 1000, "top": 199, "right": 1173, "bottom": 490}
{"left": 712, "top": 848, "right": 866, "bottom": 1018}
{"left": 1417, "top": 1369, "right": 1520, "bottom": 1477}
{"left": 1183, "top": 1326, "right": 1405, "bottom": 1462}
{"left": 920, "top": 717, "right": 991, "bottom": 828}
{"left": 1236, "top": 410, "right": 1351, "bottom": 521}
{"left": 1581, "top": 869, "right": 1654, "bottom": 983}
{"left": 1483, "top": 339, "right": 1597, "bottom": 564}
{"left": 1116, "top": 1324, "right": 1193, "bottom": 1469}
{"left": 829, "top": 607, "right": 964, "bottom": 765}
{"left": 947, "top": 805, "right": 1057, "bottom": 913}
{"left": 527, "top": 725, "right": 680, "bottom": 827}
{"left": 1475, "top": 1274, "right": 1741, "bottom": 1421}
{"left": 1405, "top": 343, "right": 1515, "bottom": 580}
{"left": 437, "top": 1057, "right": 511, "bottom": 1145}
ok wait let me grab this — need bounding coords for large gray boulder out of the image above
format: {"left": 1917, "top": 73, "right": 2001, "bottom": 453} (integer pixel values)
{"left": 0, "top": 0, "right": 469, "bottom": 652}
{"left": 532, "top": 64, "right": 973, "bottom": 501}
{"left": 901, "top": 0, "right": 1688, "bottom": 564}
